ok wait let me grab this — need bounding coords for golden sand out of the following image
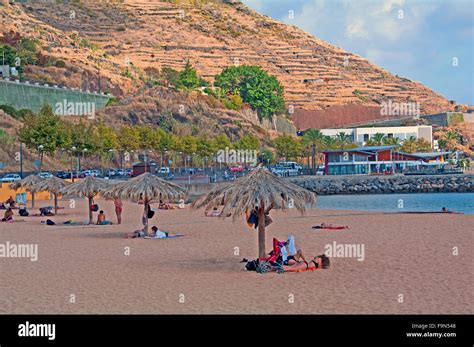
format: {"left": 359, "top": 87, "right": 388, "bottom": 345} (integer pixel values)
{"left": 0, "top": 198, "right": 472, "bottom": 314}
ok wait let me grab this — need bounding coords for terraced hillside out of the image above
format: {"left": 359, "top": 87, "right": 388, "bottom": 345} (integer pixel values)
{"left": 0, "top": 0, "right": 453, "bottom": 127}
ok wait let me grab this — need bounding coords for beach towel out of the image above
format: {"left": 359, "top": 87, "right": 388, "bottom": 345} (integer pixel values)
{"left": 312, "top": 225, "right": 348, "bottom": 230}
{"left": 63, "top": 220, "right": 88, "bottom": 225}
{"left": 144, "top": 234, "right": 184, "bottom": 239}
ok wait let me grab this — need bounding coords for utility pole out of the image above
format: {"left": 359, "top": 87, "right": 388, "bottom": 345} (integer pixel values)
{"left": 19, "top": 142, "right": 23, "bottom": 178}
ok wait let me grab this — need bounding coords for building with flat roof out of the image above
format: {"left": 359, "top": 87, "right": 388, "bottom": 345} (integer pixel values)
{"left": 322, "top": 145, "right": 450, "bottom": 175}
{"left": 319, "top": 125, "right": 432, "bottom": 146}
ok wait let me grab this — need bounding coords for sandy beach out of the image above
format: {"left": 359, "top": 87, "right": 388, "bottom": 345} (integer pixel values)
{"left": 0, "top": 198, "right": 472, "bottom": 314}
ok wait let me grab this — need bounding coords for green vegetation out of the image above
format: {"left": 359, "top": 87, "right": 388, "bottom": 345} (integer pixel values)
{"left": 352, "top": 89, "right": 369, "bottom": 102}
{"left": 0, "top": 36, "right": 39, "bottom": 73}
{"left": 214, "top": 65, "right": 285, "bottom": 120}
{"left": 16, "top": 105, "right": 265, "bottom": 166}
{"left": 448, "top": 112, "right": 464, "bottom": 125}
{"left": 0, "top": 105, "right": 35, "bottom": 120}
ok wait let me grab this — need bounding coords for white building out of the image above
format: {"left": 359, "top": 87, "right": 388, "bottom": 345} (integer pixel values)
{"left": 320, "top": 125, "right": 432, "bottom": 146}
{"left": 0, "top": 65, "right": 10, "bottom": 78}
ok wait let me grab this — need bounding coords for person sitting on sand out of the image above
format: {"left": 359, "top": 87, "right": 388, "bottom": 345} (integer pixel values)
{"left": 6, "top": 196, "right": 16, "bottom": 208}
{"left": 96, "top": 210, "right": 112, "bottom": 225}
{"left": 2, "top": 208, "right": 13, "bottom": 222}
{"left": 39, "top": 206, "right": 54, "bottom": 216}
{"left": 441, "top": 207, "right": 450, "bottom": 213}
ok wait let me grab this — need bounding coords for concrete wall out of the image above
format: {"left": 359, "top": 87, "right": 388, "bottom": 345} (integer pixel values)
{"left": 0, "top": 79, "right": 111, "bottom": 114}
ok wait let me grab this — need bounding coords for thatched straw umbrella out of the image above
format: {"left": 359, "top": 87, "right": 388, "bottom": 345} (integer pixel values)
{"left": 193, "top": 167, "right": 317, "bottom": 258}
{"left": 102, "top": 173, "right": 186, "bottom": 235}
{"left": 27, "top": 177, "right": 71, "bottom": 215}
{"left": 60, "top": 176, "right": 114, "bottom": 224}
{"left": 9, "top": 175, "right": 43, "bottom": 208}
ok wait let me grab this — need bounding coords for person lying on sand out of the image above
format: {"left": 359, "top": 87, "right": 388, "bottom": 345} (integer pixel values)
{"left": 35, "top": 206, "right": 54, "bottom": 217}
{"left": 151, "top": 225, "right": 168, "bottom": 238}
{"left": 125, "top": 229, "right": 146, "bottom": 239}
{"left": 242, "top": 236, "right": 330, "bottom": 273}
{"left": 312, "top": 223, "right": 349, "bottom": 230}
{"left": 145, "top": 226, "right": 184, "bottom": 239}
{"left": 159, "top": 200, "right": 175, "bottom": 210}
{"left": 124, "top": 226, "right": 182, "bottom": 239}
{"left": 205, "top": 207, "right": 232, "bottom": 217}
{"left": 1, "top": 208, "right": 13, "bottom": 222}
{"left": 96, "top": 210, "right": 113, "bottom": 225}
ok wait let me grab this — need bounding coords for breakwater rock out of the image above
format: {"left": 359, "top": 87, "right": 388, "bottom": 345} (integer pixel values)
{"left": 290, "top": 174, "right": 474, "bottom": 195}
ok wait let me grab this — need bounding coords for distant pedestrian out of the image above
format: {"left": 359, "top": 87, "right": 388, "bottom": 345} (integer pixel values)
{"left": 114, "top": 198, "right": 123, "bottom": 224}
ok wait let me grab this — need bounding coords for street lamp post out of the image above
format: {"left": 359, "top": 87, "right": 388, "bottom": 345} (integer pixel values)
{"left": 37, "top": 145, "right": 44, "bottom": 174}
{"left": 19, "top": 142, "right": 23, "bottom": 179}
{"left": 108, "top": 149, "right": 114, "bottom": 178}
{"left": 70, "top": 146, "right": 76, "bottom": 182}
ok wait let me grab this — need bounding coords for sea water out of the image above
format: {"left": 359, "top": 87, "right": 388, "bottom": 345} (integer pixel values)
{"left": 315, "top": 193, "right": 474, "bottom": 214}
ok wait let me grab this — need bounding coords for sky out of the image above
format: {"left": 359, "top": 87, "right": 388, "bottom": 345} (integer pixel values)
{"left": 242, "top": 0, "right": 474, "bottom": 105}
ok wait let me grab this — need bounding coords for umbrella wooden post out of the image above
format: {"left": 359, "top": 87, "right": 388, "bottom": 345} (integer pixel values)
{"left": 54, "top": 194, "right": 58, "bottom": 215}
{"left": 88, "top": 196, "right": 93, "bottom": 225}
{"left": 258, "top": 202, "right": 266, "bottom": 258}
{"left": 143, "top": 199, "right": 149, "bottom": 236}
{"left": 31, "top": 193, "right": 35, "bottom": 209}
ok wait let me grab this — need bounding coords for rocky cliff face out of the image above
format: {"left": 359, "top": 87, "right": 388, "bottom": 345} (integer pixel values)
{"left": 1, "top": 0, "right": 452, "bottom": 128}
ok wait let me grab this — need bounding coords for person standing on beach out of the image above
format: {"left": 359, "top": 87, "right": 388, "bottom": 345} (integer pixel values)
{"left": 114, "top": 198, "right": 123, "bottom": 224}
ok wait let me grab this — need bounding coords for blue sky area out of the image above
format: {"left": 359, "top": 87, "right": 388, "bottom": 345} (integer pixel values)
{"left": 243, "top": 0, "right": 473, "bottom": 105}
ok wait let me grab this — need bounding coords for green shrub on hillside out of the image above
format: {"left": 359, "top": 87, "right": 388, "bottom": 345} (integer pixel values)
{"left": 214, "top": 65, "right": 285, "bottom": 120}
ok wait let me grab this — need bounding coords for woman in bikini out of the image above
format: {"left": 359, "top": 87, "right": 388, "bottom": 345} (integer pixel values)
{"left": 114, "top": 198, "right": 123, "bottom": 224}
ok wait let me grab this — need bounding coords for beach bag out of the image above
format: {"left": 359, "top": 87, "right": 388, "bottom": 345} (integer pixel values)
{"left": 46, "top": 219, "right": 55, "bottom": 226}
{"left": 19, "top": 208, "right": 29, "bottom": 217}
{"left": 247, "top": 212, "right": 257, "bottom": 226}
{"left": 40, "top": 206, "right": 52, "bottom": 216}
{"left": 147, "top": 209, "right": 155, "bottom": 219}
{"left": 245, "top": 259, "right": 259, "bottom": 272}
{"left": 91, "top": 203, "right": 99, "bottom": 212}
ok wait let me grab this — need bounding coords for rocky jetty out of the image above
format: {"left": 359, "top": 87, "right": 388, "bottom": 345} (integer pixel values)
{"left": 290, "top": 174, "right": 474, "bottom": 195}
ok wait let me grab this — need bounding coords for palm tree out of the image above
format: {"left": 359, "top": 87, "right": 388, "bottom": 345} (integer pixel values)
{"left": 322, "top": 135, "right": 337, "bottom": 150}
{"left": 400, "top": 136, "right": 417, "bottom": 154}
{"left": 302, "top": 129, "right": 324, "bottom": 174}
{"left": 415, "top": 138, "right": 432, "bottom": 153}
{"left": 366, "top": 133, "right": 386, "bottom": 146}
{"left": 193, "top": 167, "right": 317, "bottom": 258}
{"left": 442, "top": 130, "right": 461, "bottom": 151}
{"left": 335, "top": 132, "right": 355, "bottom": 149}
{"left": 382, "top": 137, "right": 402, "bottom": 146}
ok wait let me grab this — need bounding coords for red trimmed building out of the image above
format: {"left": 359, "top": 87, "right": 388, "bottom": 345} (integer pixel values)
{"left": 322, "top": 146, "right": 450, "bottom": 175}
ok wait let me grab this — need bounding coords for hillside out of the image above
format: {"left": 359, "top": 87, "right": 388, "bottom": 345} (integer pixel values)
{"left": 1, "top": 0, "right": 453, "bottom": 127}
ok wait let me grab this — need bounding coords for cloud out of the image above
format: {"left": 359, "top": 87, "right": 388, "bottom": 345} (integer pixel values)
{"left": 346, "top": 19, "right": 369, "bottom": 39}
{"left": 241, "top": 0, "right": 473, "bottom": 104}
